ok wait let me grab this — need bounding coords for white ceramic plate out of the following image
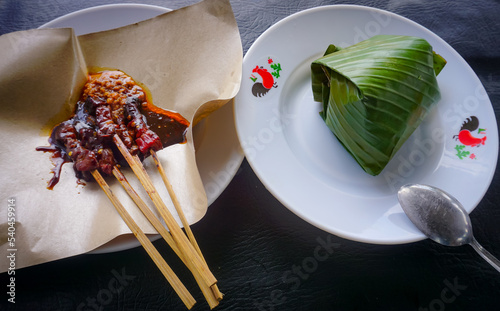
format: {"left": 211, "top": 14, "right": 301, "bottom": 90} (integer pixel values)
{"left": 41, "top": 4, "right": 244, "bottom": 252}
{"left": 234, "top": 5, "right": 498, "bottom": 244}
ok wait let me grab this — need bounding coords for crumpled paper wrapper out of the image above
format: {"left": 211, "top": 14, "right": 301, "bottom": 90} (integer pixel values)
{"left": 0, "top": 0, "right": 242, "bottom": 272}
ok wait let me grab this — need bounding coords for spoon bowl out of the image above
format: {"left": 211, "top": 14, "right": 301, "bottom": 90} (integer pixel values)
{"left": 398, "top": 184, "right": 500, "bottom": 273}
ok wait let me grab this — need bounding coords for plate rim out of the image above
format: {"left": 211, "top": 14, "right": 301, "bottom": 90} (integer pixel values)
{"left": 38, "top": 3, "right": 172, "bottom": 30}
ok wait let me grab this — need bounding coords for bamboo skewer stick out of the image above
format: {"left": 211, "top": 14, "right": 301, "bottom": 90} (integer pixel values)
{"left": 150, "top": 149, "right": 224, "bottom": 301}
{"left": 112, "top": 167, "right": 180, "bottom": 254}
{"left": 113, "top": 135, "right": 217, "bottom": 289}
{"left": 149, "top": 150, "right": 202, "bottom": 253}
{"left": 112, "top": 167, "right": 220, "bottom": 309}
{"left": 90, "top": 170, "right": 196, "bottom": 310}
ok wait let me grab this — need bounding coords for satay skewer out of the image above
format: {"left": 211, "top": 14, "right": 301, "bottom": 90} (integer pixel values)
{"left": 90, "top": 169, "right": 196, "bottom": 310}
{"left": 150, "top": 149, "right": 224, "bottom": 301}
{"left": 113, "top": 134, "right": 217, "bottom": 289}
{"left": 112, "top": 167, "right": 220, "bottom": 309}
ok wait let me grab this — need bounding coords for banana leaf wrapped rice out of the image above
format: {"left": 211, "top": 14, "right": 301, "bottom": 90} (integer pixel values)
{"left": 311, "top": 35, "right": 447, "bottom": 175}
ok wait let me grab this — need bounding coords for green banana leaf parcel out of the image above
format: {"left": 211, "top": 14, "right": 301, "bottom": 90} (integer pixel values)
{"left": 311, "top": 35, "right": 447, "bottom": 176}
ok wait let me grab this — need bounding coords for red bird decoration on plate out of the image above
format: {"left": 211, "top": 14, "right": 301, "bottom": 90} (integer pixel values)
{"left": 251, "top": 66, "right": 277, "bottom": 97}
{"left": 454, "top": 116, "right": 487, "bottom": 147}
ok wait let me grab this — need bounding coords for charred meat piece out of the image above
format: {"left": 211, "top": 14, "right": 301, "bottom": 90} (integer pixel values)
{"left": 96, "top": 147, "right": 115, "bottom": 175}
{"left": 73, "top": 100, "right": 98, "bottom": 148}
{"left": 85, "top": 96, "right": 117, "bottom": 140}
{"left": 126, "top": 98, "right": 162, "bottom": 153}
{"left": 52, "top": 120, "right": 98, "bottom": 180}
{"left": 72, "top": 98, "right": 116, "bottom": 176}
{"left": 96, "top": 104, "right": 117, "bottom": 138}
{"left": 112, "top": 104, "right": 138, "bottom": 154}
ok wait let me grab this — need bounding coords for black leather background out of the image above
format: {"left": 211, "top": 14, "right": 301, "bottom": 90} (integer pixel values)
{"left": 1, "top": 0, "right": 499, "bottom": 310}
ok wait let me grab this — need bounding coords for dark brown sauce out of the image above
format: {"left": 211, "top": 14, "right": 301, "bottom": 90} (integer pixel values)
{"left": 141, "top": 102, "right": 189, "bottom": 148}
{"left": 37, "top": 70, "right": 190, "bottom": 189}
{"left": 35, "top": 145, "right": 71, "bottom": 190}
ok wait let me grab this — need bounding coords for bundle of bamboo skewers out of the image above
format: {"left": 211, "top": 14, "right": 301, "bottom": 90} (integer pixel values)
{"left": 93, "top": 136, "right": 222, "bottom": 309}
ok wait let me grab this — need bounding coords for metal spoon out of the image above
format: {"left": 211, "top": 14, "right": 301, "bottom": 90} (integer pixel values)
{"left": 398, "top": 183, "right": 500, "bottom": 273}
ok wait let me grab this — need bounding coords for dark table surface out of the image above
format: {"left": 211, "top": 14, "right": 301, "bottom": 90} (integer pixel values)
{"left": 1, "top": 0, "right": 500, "bottom": 310}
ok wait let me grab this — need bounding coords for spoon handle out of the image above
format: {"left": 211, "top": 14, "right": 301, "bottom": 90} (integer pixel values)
{"left": 469, "top": 237, "right": 500, "bottom": 273}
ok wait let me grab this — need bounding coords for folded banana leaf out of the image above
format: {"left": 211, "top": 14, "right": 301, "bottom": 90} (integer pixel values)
{"left": 311, "top": 35, "right": 446, "bottom": 175}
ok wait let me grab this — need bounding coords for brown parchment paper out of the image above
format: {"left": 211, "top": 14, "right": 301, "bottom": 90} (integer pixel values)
{"left": 0, "top": 0, "right": 242, "bottom": 272}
